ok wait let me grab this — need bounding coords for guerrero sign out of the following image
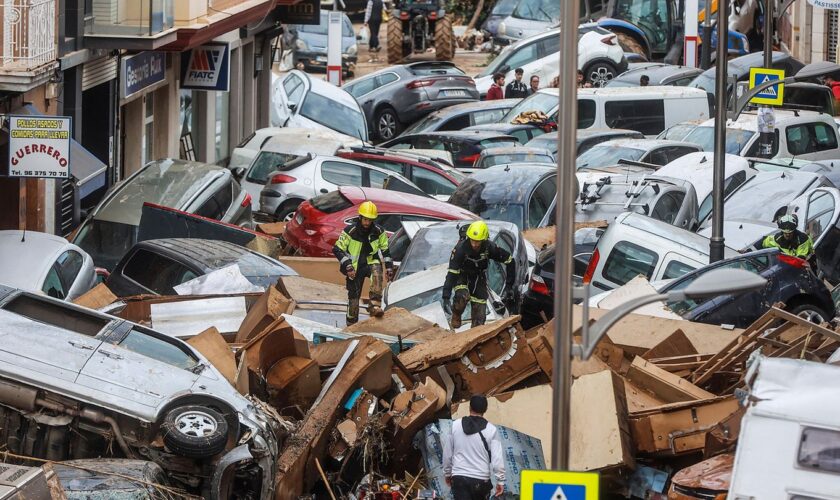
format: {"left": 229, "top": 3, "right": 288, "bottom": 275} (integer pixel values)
{"left": 180, "top": 42, "right": 231, "bottom": 91}
{"left": 8, "top": 116, "right": 72, "bottom": 178}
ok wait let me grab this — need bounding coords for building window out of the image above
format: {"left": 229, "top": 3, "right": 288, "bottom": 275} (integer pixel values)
{"left": 142, "top": 94, "right": 154, "bottom": 166}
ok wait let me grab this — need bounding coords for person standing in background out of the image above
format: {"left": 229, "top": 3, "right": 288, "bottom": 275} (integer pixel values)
{"left": 486, "top": 73, "right": 505, "bottom": 100}
{"left": 364, "top": 0, "right": 384, "bottom": 53}
{"left": 529, "top": 74, "right": 540, "bottom": 94}
{"left": 505, "top": 68, "right": 530, "bottom": 99}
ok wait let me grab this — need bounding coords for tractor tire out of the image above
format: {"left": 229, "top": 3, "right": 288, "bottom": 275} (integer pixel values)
{"left": 615, "top": 32, "right": 646, "bottom": 58}
{"left": 434, "top": 15, "right": 455, "bottom": 61}
{"left": 387, "top": 18, "right": 404, "bottom": 64}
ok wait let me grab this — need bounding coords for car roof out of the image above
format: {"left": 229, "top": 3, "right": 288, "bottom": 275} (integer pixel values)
{"left": 0, "top": 231, "right": 72, "bottom": 289}
{"left": 697, "top": 109, "right": 830, "bottom": 130}
{"left": 578, "top": 86, "right": 709, "bottom": 98}
{"left": 480, "top": 146, "right": 550, "bottom": 155}
{"left": 615, "top": 212, "right": 728, "bottom": 256}
{"left": 422, "top": 99, "right": 520, "bottom": 117}
{"left": 615, "top": 64, "right": 701, "bottom": 81}
{"left": 577, "top": 128, "right": 642, "bottom": 139}
{"left": 298, "top": 70, "right": 360, "bottom": 110}
{"left": 453, "top": 164, "right": 554, "bottom": 204}
{"left": 589, "top": 138, "right": 698, "bottom": 150}
{"left": 139, "top": 238, "right": 274, "bottom": 271}
{"left": 465, "top": 123, "right": 538, "bottom": 132}
{"left": 261, "top": 128, "right": 362, "bottom": 154}
{"left": 411, "top": 130, "right": 517, "bottom": 141}
{"left": 339, "top": 186, "right": 477, "bottom": 218}
{"left": 94, "top": 159, "right": 226, "bottom": 226}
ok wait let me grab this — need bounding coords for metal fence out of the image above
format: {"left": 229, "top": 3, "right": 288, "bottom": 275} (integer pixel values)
{"left": 1, "top": 0, "right": 56, "bottom": 69}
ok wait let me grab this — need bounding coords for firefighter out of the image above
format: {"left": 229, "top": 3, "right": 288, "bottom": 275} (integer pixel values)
{"left": 333, "top": 201, "right": 394, "bottom": 325}
{"left": 762, "top": 213, "right": 815, "bottom": 262}
{"left": 442, "top": 221, "right": 515, "bottom": 329}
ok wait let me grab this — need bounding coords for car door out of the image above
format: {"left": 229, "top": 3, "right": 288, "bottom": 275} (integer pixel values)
{"left": 789, "top": 187, "right": 840, "bottom": 283}
{"left": 534, "top": 34, "right": 561, "bottom": 82}
{"left": 278, "top": 73, "right": 307, "bottom": 127}
{"left": 408, "top": 165, "right": 459, "bottom": 197}
{"left": 78, "top": 323, "right": 201, "bottom": 410}
{"left": 783, "top": 122, "right": 840, "bottom": 160}
{"left": 346, "top": 75, "right": 379, "bottom": 123}
{"left": 54, "top": 249, "right": 88, "bottom": 300}
{"left": 526, "top": 174, "right": 557, "bottom": 229}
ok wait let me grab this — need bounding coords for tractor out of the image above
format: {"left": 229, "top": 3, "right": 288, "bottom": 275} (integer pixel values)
{"left": 386, "top": 0, "right": 455, "bottom": 63}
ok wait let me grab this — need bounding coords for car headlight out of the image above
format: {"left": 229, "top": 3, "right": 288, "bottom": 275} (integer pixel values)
{"left": 346, "top": 44, "right": 357, "bottom": 56}
{"left": 497, "top": 22, "right": 506, "bottom": 36}
{"left": 295, "top": 38, "right": 308, "bottom": 51}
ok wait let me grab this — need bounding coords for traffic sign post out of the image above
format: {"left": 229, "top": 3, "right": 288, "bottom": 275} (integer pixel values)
{"left": 748, "top": 67, "right": 785, "bottom": 106}
{"left": 521, "top": 470, "right": 599, "bottom": 500}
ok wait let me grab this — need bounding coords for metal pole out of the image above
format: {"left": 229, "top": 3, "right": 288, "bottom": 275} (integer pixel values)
{"left": 551, "top": 0, "right": 580, "bottom": 471}
{"left": 764, "top": 0, "right": 773, "bottom": 66}
{"left": 710, "top": 0, "right": 728, "bottom": 263}
{"left": 701, "top": 0, "right": 713, "bottom": 68}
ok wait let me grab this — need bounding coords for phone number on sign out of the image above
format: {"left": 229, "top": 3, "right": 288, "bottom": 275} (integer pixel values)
{"left": 10, "top": 170, "right": 65, "bottom": 177}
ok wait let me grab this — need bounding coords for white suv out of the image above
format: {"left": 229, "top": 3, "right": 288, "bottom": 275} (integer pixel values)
{"left": 475, "top": 25, "right": 627, "bottom": 96}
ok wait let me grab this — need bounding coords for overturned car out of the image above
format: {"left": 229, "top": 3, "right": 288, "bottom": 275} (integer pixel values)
{"left": 0, "top": 285, "right": 286, "bottom": 498}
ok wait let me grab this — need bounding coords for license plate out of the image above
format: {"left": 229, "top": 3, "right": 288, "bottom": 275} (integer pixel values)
{"left": 316, "top": 56, "right": 327, "bottom": 62}
{"left": 441, "top": 89, "right": 468, "bottom": 97}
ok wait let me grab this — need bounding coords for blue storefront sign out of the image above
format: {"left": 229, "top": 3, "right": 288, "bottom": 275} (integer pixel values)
{"left": 121, "top": 52, "right": 166, "bottom": 99}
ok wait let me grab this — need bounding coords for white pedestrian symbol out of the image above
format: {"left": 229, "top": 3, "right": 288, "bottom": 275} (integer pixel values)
{"left": 549, "top": 485, "right": 569, "bottom": 500}
{"left": 759, "top": 75, "right": 777, "bottom": 96}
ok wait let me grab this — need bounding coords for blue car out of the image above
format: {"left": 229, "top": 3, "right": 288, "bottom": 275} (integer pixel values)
{"left": 292, "top": 11, "right": 358, "bottom": 75}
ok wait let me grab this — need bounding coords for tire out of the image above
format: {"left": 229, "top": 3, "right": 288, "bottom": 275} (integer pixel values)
{"left": 614, "top": 32, "right": 647, "bottom": 58}
{"left": 275, "top": 200, "right": 302, "bottom": 222}
{"left": 374, "top": 106, "right": 402, "bottom": 141}
{"left": 787, "top": 303, "right": 830, "bottom": 324}
{"left": 387, "top": 17, "right": 404, "bottom": 64}
{"left": 162, "top": 405, "right": 228, "bottom": 459}
{"left": 434, "top": 15, "right": 455, "bottom": 61}
{"left": 584, "top": 61, "right": 618, "bottom": 87}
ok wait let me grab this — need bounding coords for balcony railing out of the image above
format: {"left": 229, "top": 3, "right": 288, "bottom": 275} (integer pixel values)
{"left": 86, "top": 0, "right": 174, "bottom": 38}
{"left": 0, "top": 0, "right": 56, "bottom": 70}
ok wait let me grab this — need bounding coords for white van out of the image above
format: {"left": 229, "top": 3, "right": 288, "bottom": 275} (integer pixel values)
{"left": 500, "top": 86, "right": 711, "bottom": 136}
{"left": 583, "top": 212, "right": 737, "bottom": 292}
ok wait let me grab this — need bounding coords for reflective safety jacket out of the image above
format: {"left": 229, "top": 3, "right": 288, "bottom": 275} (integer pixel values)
{"left": 333, "top": 222, "right": 393, "bottom": 271}
{"left": 442, "top": 239, "right": 514, "bottom": 299}
{"left": 762, "top": 230, "right": 815, "bottom": 259}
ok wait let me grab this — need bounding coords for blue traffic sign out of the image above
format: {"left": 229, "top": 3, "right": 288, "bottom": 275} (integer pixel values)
{"left": 749, "top": 67, "right": 785, "bottom": 106}
{"left": 521, "top": 470, "right": 599, "bottom": 500}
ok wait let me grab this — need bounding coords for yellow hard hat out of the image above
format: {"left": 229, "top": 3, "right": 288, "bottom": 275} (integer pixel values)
{"left": 466, "top": 220, "right": 489, "bottom": 241}
{"left": 358, "top": 201, "right": 378, "bottom": 219}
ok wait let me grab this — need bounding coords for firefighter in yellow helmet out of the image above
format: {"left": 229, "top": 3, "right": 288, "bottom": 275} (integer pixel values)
{"left": 442, "top": 220, "right": 515, "bottom": 329}
{"left": 333, "top": 201, "right": 394, "bottom": 325}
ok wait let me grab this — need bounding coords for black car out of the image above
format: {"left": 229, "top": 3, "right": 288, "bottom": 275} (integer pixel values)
{"left": 521, "top": 227, "right": 604, "bottom": 328}
{"left": 344, "top": 62, "right": 479, "bottom": 142}
{"left": 399, "top": 99, "right": 521, "bottom": 136}
{"left": 106, "top": 238, "right": 297, "bottom": 296}
{"left": 448, "top": 163, "right": 556, "bottom": 230}
{"left": 607, "top": 62, "right": 703, "bottom": 88}
{"left": 525, "top": 128, "right": 644, "bottom": 156}
{"left": 380, "top": 131, "right": 519, "bottom": 169}
{"left": 464, "top": 122, "right": 548, "bottom": 144}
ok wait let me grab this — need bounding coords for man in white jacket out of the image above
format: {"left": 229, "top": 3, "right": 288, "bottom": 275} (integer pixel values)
{"left": 443, "top": 395, "right": 505, "bottom": 499}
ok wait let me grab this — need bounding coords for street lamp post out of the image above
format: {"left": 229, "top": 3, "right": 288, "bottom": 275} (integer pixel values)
{"left": 709, "top": 0, "right": 728, "bottom": 263}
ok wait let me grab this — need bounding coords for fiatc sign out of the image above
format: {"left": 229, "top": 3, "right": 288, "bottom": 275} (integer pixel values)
{"left": 8, "top": 116, "right": 72, "bottom": 178}
{"left": 181, "top": 43, "right": 231, "bottom": 92}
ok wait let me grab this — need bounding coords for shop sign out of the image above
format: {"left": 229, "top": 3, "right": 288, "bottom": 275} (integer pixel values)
{"left": 121, "top": 52, "right": 166, "bottom": 99}
{"left": 278, "top": 0, "right": 320, "bottom": 25}
{"left": 807, "top": 0, "right": 840, "bottom": 8}
{"left": 181, "top": 43, "right": 231, "bottom": 92}
{"left": 7, "top": 116, "right": 72, "bottom": 178}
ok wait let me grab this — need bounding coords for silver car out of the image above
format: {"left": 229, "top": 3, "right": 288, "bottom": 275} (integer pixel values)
{"left": 0, "top": 230, "right": 97, "bottom": 301}
{"left": 259, "top": 155, "right": 426, "bottom": 220}
{"left": 73, "top": 159, "right": 253, "bottom": 271}
{"left": 0, "top": 285, "right": 283, "bottom": 498}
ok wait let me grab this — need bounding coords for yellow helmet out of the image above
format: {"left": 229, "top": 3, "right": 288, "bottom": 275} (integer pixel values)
{"left": 358, "top": 201, "right": 378, "bottom": 219}
{"left": 466, "top": 220, "right": 489, "bottom": 241}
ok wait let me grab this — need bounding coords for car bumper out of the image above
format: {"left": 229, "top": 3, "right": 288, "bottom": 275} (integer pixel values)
{"left": 402, "top": 97, "right": 478, "bottom": 123}
{"left": 260, "top": 189, "right": 284, "bottom": 215}
{"left": 294, "top": 51, "right": 358, "bottom": 70}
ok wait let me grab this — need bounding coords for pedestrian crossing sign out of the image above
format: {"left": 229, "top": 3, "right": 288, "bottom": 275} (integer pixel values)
{"left": 749, "top": 67, "right": 785, "bottom": 106}
{"left": 520, "top": 470, "right": 599, "bottom": 500}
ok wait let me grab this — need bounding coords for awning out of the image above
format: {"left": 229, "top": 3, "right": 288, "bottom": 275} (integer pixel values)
{"left": 15, "top": 104, "right": 107, "bottom": 198}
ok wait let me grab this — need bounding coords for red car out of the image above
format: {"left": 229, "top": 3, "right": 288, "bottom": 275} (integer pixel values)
{"left": 284, "top": 186, "right": 476, "bottom": 257}
{"left": 336, "top": 148, "right": 467, "bottom": 199}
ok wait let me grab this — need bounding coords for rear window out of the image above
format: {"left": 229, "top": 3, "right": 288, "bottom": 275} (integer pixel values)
{"left": 798, "top": 426, "right": 840, "bottom": 475}
{"left": 479, "top": 138, "right": 518, "bottom": 149}
{"left": 602, "top": 241, "right": 658, "bottom": 285}
{"left": 409, "top": 64, "right": 465, "bottom": 76}
{"left": 311, "top": 191, "right": 353, "bottom": 213}
{"left": 247, "top": 152, "right": 301, "bottom": 183}
{"left": 604, "top": 100, "right": 665, "bottom": 136}
{"left": 662, "top": 260, "right": 696, "bottom": 280}
{"left": 579, "top": 99, "right": 596, "bottom": 128}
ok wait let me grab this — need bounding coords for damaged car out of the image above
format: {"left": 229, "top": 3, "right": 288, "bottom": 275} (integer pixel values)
{"left": 0, "top": 285, "right": 285, "bottom": 498}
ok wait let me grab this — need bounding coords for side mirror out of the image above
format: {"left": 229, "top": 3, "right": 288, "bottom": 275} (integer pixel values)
{"left": 356, "top": 34, "right": 363, "bottom": 40}
{"left": 233, "top": 166, "right": 246, "bottom": 179}
{"left": 500, "top": 65, "right": 511, "bottom": 74}
{"left": 288, "top": 103, "right": 297, "bottom": 112}
{"left": 79, "top": 207, "right": 91, "bottom": 220}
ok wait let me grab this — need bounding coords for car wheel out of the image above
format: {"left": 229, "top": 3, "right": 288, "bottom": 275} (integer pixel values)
{"left": 375, "top": 107, "right": 402, "bottom": 141}
{"left": 585, "top": 61, "right": 618, "bottom": 87}
{"left": 162, "top": 405, "right": 228, "bottom": 458}
{"left": 788, "top": 303, "right": 830, "bottom": 324}
{"left": 276, "top": 200, "right": 302, "bottom": 222}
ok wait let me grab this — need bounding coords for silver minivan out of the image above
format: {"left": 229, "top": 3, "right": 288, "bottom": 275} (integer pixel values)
{"left": 73, "top": 159, "right": 252, "bottom": 271}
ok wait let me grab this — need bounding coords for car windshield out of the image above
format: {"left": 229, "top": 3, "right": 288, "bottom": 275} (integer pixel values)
{"left": 246, "top": 152, "right": 301, "bottom": 183}
{"left": 513, "top": 0, "right": 560, "bottom": 22}
{"left": 300, "top": 92, "right": 367, "bottom": 140}
{"left": 297, "top": 15, "right": 353, "bottom": 36}
{"left": 480, "top": 152, "right": 554, "bottom": 168}
{"left": 493, "top": 0, "right": 519, "bottom": 15}
{"left": 657, "top": 123, "right": 698, "bottom": 141}
{"left": 689, "top": 72, "right": 716, "bottom": 93}
{"left": 390, "top": 287, "right": 445, "bottom": 312}
{"left": 74, "top": 219, "right": 139, "bottom": 271}
{"left": 576, "top": 145, "right": 646, "bottom": 169}
{"left": 502, "top": 92, "right": 557, "bottom": 122}
{"left": 722, "top": 174, "right": 816, "bottom": 222}
{"left": 683, "top": 126, "right": 755, "bottom": 154}
{"left": 478, "top": 44, "right": 517, "bottom": 77}
{"left": 398, "top": 226, "right": 463, "bottom": 277}
{"left": 527, "top": 135, "right": 558, "bottom": 154}
{"left": 402, "top": 112, "right": 445, "bottom": 135}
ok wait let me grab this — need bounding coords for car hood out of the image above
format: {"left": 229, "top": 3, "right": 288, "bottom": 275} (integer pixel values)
{"left": 697, "top": 219, "right": 776, "bottom": 251}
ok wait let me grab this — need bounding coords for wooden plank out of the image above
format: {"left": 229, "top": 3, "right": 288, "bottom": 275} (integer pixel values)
{"left": 642, "top": 329, "right": 697, "bottom": 361}
{"left": 627, "top": 356, "right": 715, "bottom": 403}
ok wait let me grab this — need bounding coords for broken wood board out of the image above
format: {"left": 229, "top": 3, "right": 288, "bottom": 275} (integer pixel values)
{"left": 572, "top": 305, "right": 741, "bottom": 357}
{"left": 277, "top": 256, "right": 369, "bottom": 296}
{"left": 629, "top": 396, "right": 740, "bottom": 455}
{"left": 257, "top": 221, "right": 286, "bottom": 238}
{"left": 627, "top": 356, "right": 715, "bottom": 403}
{"left": 344, "top": 307, "right": 450, "bottom": 342}
{"left": 265, "top": 356, "right": 321, "bottom": 414}
{"left": 570, "top": 370, "right": 635, "bottom": 471}
{"left": 72, "top": 283, "right": 117, "bottom": 310}
{"left": 118, "top": 293, "right": 263, "bottom": 333}
{"left": 151, "top": 296, "right": 247, "bottom": 339}
{"left": 624, "top": 379, "right": 667, "bottom": 413}
{"left": 596, "top": 276, "right": 683, "bottom": 320}
{"left": 274, "top": 337, "right": 393, "bottom": 498}
{"left": 234, "top": 286, "right": 295, "bottom": 343}
{"left": 277, "top": 275, "right": 350, "bottom": 304}
{"left": 642, "top": 329, "right": 697, "bottom": 360}
{"left": 310, "top": 338, "right": 356, "bottom": 368}
{"left": 188, "top": 327, "right": 236, "bottom": 386}
{"left": 523, "top": 222, "right": 607, "bottom": 249}
{"left": 398, "top": 316, "right": 521, "bottom": 371}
